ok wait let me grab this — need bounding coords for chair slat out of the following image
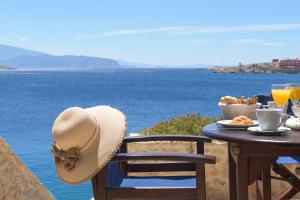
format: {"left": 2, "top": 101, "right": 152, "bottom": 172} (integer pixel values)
{"left": 107, "top": 188, "right": 196, "bottom": 199}
{"left": 123, "top": 135, "right": 212, "bottom": 144}
{"left": 127, "top": 162, "right": 195, "bottom": 172}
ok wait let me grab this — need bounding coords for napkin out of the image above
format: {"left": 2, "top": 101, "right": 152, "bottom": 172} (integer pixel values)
{"left": 285, "top": 117, "right": 300, "bottom": 130}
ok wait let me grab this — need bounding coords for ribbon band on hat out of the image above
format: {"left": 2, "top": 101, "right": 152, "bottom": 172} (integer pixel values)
{"left": 51, "top": 143, "right": 81, "bottom": 171}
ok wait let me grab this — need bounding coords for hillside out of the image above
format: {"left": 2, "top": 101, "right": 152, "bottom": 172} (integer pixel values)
{"left": 0, "top": 44, "right": 44, "bottom": 60}
{"left": 212, "top": 62, "right": 300, "bottom": 74}
{"left": 0, "top": 54, "right": 120, "bottom": 69}
{"left": 0, "top": 65, "right": 14, "bottom": 71}
{"left": 0, "top": 44, "right": 120, "bottom": 69}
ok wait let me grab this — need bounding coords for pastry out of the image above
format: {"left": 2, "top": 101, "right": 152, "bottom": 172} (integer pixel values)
{"left": 230, "top": 116, "right": 253, "bottom": 125}
{"left": 220, "top": 96, "right": 239, "bottom": 104}
{"left": 220, "top": 96, "right": 258, "bottom": 105}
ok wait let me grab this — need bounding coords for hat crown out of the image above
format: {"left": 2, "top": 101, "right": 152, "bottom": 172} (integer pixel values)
{"left": 52, "top": 107, "right": 97, "bottom": 151}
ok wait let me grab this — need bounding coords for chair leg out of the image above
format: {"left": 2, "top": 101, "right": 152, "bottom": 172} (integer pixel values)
{"left": 261, "top": 168, "right": 271, "bottom": 200}
{"left": 272, "top": 164, "right": 300, "bottom": 200}
{"left": 256, "top": 172, "right": 273, "bottom": 200}
{"left": 256, "top": 180, "right": 263, "bottom": 200}
{"left": 196, "top": 163, "right": 206, "bottom": 200}
{"left": 277, "top": 187, "right": 298, "bottom": 200}
{"left": 92, "top": 176, "right": 98, "bottom": 200}
{"left": 91, "top": 166, "right": 108, "bottom": 200}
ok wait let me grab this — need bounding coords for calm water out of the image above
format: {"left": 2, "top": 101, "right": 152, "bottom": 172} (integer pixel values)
{"left": 1, "top": 68, "right": 300, "bottom": 199}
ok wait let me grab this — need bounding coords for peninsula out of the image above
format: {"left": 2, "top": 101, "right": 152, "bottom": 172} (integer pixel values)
{"left": 0, "top": 44, "right": 120, "bottom": 70}
{"left": 0, "top": 65, "right": 14, "bottom": 71}
{"left": 212, "top": 59, "right": 300, "bottom": 74}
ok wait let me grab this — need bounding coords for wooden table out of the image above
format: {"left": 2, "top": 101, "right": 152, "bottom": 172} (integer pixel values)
{"left": 203, "top": 123, "right": 300, "bottom": 200}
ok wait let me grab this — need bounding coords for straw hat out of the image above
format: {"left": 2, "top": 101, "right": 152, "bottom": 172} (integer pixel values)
{"left": 51, "top": 105, "right": 127, "bottom": 184}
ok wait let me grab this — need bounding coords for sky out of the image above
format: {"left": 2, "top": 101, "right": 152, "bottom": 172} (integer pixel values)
{"left": 1, "top": 0, "right": 300, "bottom": 66}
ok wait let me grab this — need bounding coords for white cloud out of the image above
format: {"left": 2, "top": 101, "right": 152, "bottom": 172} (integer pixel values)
{"left": 232, "top": 38, "right": 287, "bottom": 47}
{"left": 102, "top": 23, "right": 300, "bottom": 36}
{"left": 19, "top": 37, "right": 29, "bottom": 42}
{"left": 103, "top": 27, "right": 186, "bottom": 36}
{"left": 232, "top": 39, "right": 262, "bottom": 44}
{"left": 261, "top": 42, "right": 287, "bottom": 47}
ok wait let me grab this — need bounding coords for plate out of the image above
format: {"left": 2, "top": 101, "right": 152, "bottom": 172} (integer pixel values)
{"left": 217, "top": 120, "right": 259, "bottom": 128}
{"left": 247, "top": 126, "right": 291, "bottom": 135}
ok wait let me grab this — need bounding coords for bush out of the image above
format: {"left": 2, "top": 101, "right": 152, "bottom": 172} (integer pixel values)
{"left": 139, "top": 113, "right": 219, "bottom": 136}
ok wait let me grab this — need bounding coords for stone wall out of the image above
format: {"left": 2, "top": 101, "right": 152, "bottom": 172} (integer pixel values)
{"left": 128, "top": 141, "right": 300, "bottom": 200}
{"left": 0, "top": 138, "right": 54, "bottom": 200}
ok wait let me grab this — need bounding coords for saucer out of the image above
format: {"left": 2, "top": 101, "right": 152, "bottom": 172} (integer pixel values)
{"left": 247, "top": 126, "right": 291, "bottom": 136}
{"left": 217, "top": 120, "right": 259, "bottom": 128}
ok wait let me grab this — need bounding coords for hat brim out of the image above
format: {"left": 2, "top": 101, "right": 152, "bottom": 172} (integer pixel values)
{"left": 54, "top": 106, "right": 127, "bottom": 184}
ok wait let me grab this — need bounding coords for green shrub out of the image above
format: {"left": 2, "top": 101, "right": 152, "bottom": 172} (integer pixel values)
{"left": 139, "top": 113, "right": 219, "bottom": 136}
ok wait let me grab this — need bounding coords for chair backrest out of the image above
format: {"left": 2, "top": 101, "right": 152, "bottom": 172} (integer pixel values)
{"left": 93, "top": 136, "right": 215, "bottom": 200}
{"left": 119, "top": 137, "right": 206, "bottom": 176}
{"left": 125, "top": 161, "right": 196, "bottom": 174}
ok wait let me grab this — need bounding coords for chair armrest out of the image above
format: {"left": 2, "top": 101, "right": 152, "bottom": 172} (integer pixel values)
{"left": 112, "top": 152, "right": 216, "bottom": 164}
{"left": 123, "top": 135, "right": 212, "bottom": 144}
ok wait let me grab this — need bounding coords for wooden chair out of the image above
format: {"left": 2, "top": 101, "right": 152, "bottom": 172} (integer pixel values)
{"left": 271, "top": 158, "right": 300, "bottom": 199}
{"left": 91, "top": 135, "right": 216, "bottom": 200}
{"left": 256, "top": 95, "right": 300, "bottom": 199}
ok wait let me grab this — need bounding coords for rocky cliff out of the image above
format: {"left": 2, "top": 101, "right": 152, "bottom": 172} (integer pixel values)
{"left": 212, "top": 62, "right": 300, "bottom": 74}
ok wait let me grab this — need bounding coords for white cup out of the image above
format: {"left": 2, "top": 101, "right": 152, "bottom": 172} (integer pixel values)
{"left": 256, "top": 108, "right": 283, "bottom": 131}
{"left": 267, "top": 101, "right": 277, "bottom": 109}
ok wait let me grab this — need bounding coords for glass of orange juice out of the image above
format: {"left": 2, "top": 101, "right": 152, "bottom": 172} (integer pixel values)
{"left": 288, "top": 83, "right": 300, "bottom": 105}
{"left": 272, "top": 84, "right": 291, "bottom": 112}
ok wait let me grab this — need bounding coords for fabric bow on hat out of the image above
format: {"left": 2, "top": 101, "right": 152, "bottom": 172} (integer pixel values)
{"left": 51, "top": 143, "right": 81, "bottom": 171}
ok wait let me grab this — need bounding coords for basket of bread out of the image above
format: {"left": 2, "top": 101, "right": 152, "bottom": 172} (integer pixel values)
{"left": 218, "top": 96, "right": 262, "bottom": 119}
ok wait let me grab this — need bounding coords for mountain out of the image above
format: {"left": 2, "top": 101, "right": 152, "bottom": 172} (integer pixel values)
{"left": 0, "top": 44, "right": 120, "bottom": 69}
{"left": 0, "top": 44, "right": 44, "bottom": 60}
{"left": 0, "top": 44, "right": 211, "bottom": 70}
{"left": 0, "top": 65, "right": 14, "bottom": 71}
{"left": 1, "top": 54, "right": 120, "bottom": 69}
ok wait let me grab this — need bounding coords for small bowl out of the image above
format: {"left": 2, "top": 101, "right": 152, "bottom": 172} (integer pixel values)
{"left": 219, "top": 102, "right": 262, "bottom": 120}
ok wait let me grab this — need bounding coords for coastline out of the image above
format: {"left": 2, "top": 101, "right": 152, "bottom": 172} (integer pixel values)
{"left": 211, "top": 62, "right": 300, "bottom": 74}
{"left": 0, "top": 67, "right": 210, "bottom": 73}
{"left": 0, "top": 66, "right": 15, "bottom": 71}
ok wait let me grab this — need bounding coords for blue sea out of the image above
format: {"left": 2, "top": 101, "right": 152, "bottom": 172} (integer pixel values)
{"left": 1, "top": 68, "right": 300, "bottom": 199}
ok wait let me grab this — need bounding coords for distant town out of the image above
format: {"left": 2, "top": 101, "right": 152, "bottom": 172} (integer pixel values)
{"left": 212, "top": 58, "right": 300, "bottom": 74}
